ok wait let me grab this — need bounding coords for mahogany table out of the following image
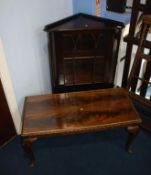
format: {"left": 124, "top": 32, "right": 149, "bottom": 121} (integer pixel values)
{"left": 21, "top": 88, "right": 142, "bottom": 167}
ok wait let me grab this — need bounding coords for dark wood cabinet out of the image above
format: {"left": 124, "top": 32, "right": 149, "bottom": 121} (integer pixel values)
{"left": 44, "top": 13, "right": 124, "bottom": 93}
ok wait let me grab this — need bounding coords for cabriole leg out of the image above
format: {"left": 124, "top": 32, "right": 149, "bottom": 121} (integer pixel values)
{"left": 21, "top": 137, "right": 37, "bottom": 167}
{"left": 125, "top": 125, "right": 140, "bottom": 154}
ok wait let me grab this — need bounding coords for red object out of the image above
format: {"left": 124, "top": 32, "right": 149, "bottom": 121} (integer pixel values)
{"left": 96, "top": 0, "right": 100, "bottom": 4}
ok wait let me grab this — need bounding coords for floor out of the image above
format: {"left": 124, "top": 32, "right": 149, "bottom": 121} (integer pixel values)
{"left": 0, "top": 128, "right": 151, "bottom": 175}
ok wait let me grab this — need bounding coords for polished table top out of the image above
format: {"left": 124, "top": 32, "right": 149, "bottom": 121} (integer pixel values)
{"left": 22, "top": 88, "right": 141, "bottom": 137}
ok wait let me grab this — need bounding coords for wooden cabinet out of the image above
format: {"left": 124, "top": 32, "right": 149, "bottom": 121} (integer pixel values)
{"left": 44, "top": 13, "right": 124, "bottom": 93}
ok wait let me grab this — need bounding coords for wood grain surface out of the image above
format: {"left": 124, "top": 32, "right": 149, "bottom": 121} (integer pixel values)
{"left": 22, "top": 88, "right": 141, "bottom": 137}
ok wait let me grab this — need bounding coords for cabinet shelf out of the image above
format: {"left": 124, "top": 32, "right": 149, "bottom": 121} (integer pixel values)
{"left": 63, "top": 55, "right": 104, "bottom": 60}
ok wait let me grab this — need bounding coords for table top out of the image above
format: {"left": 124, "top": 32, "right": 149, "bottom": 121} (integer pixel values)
{"left": 22, "top": 88, "right": 141, "bottom": 137}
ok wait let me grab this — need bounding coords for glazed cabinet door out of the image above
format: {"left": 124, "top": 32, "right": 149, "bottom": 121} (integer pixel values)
{"left": 53, "top": 29, "right": 116, "bottom": 92}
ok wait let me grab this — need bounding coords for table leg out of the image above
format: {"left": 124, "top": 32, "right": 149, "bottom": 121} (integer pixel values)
{"left": 125, "top": 125, "right": 140, "bottom": 154}
{"left": 21, "top": 137, "right": 37, "bottom": 167}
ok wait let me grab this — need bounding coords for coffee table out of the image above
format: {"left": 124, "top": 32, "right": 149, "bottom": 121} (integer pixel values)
{"left": 21, "top": 88, "right": 142, "bottom": 167}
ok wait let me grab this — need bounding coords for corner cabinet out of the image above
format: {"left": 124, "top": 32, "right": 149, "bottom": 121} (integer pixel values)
{"left": 44, "top": 13, "right": 124, "bottom": 93}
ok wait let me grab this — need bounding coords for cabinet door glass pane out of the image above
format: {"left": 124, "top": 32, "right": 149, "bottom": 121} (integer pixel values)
{"left": 74, "top": 59, "right": 93, "bottom": 84}
{"left": 64, "top": 59, "right": 74, "bottom": 85}
{"left": 76, "top": 33, "right": 95, "bottom": 50}
{"left": 94, "top": 57, "right": 106, "bottom": 82}
{"left": 58, "top": 30, "right": 115, "bottom": 87}
{"left": 62, "top": 34, "right": 75, "bottom": 50}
